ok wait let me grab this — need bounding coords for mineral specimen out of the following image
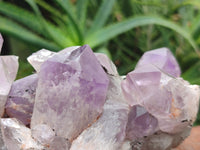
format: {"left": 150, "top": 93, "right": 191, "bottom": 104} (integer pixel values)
{"left": 122, "top": 64, "right": 199, "bottom": 134}
{"left": 5, "top": 74, "right": 38, "bottom": 125}
{"left": 121, "top": 50, "right": 200, "bottom": 149}
{"left": 31, "top": 45, "right": 109, "bottom": 141}
{"left": 0, "top": 34, "right": 199, "bottom": 150}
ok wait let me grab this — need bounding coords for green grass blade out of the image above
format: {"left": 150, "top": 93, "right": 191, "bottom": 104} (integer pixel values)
{"left": 35, "top": 0, "right": 62, "bottom": 17}
{"left": 34, "top": 0, "right": 78, "bottom": 43}
{"left": 86, "top": 15, "right": 199, "bottom": 55}
{"left": 0, "top": 1, "right": 43, "bottom": 34}
{"left": 55, "top": 0, "right": 83, "bottom": 43}
{"left": 0, "top": 16, "right": 59, "bottom": 50}
{"left": 87, "top": 0, "right": 115, "bottom": 34}
{"left": 26, "top": 0, "right": 73, "bottom": 48}
{"left": 76, "top": 0, "right": 88, "bottom": 32}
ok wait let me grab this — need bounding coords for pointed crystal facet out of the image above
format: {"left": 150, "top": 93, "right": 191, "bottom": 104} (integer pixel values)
{"left": 5, "top": 74, "right": 38, "bottom": 125}
{"left": 31, "top": 45, "right": 109, "bottom": 141}
{"left": 135, "top": 48, "right": 181, "bottom": 77}
{"left": 0, "top": 118, "right": 44, "bottom": 150}
{"left": 121, "top": 65, "right": 163, "bottom": 106}
{"left": 27, "top": 49, "right": 56, "bottom": 72}
{"left": 27, "top": 46, "right": 80, "bottom": 72}
{"left": 70, "top": 76, "right": 129, "bottom": 150}
{"left": 0, "top": 56, "right": 18, "bottom": 116}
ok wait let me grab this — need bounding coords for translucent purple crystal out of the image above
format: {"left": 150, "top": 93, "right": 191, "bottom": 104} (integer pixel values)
{"left": 126, "top": 105, "right": 158, "bottom": 141}
{"left": 5, "top": 74, "right": 38, "bottom": 125}
{"left": 71, "top": 76, "right": 129, "bottom": 150}
{"left": 135, "top": 48, "right": 181, "bottom": 77}
{"left": 31, "top": 45, "right": 109, "bottom": 141}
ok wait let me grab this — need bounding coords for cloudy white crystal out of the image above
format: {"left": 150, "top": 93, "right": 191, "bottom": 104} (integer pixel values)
{"left": 0, "top": 118, "right": 44, "bottom": 150}
{"left": 0, "top": 56, "right": 18, "bottom": 116}
{"left": 27, "top": 49, "right": 56, "bottom": 72}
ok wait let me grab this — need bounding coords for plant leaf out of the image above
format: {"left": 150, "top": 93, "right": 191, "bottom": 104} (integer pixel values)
{"left": 86, "top": 15, "right": 199, "bottom": 55}
{"left": 0, "top": 1, "right": 43, "bottom": 35}
{"left": 87, "top": 0, "right": 115, "bottom": 34}
{"left": 77, "top": 0, "right": 88, "bottom": 32}
{"left": 26, "top": 0, "right": 73, "bottom": 48}
{"left": 0, "top": 16, "right": 59, "bottom": 50}
{"left": 55, "top": 0, "right": 83, "bottom": 43}
{"left": 182, "top": 61, "right": 200, "bottom": 84}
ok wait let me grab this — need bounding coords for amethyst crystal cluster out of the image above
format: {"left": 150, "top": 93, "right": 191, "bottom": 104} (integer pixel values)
{"left": 0, "top": 33, "right": 199, "bottom": 150}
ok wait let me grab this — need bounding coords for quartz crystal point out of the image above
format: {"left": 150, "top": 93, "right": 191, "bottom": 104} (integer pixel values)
{"left": 31, "top": 45, "right": 109, "bottom": 141}
{"left": 27, "top": 49, "right": 55, "bottom": 72}
{"left": 0, "top": 56, "right": 19, "bottom": 116}
{"left": 71, "top": 76, "right": 129, "bottom": 150}
{"left": 135, "top": 48, "right": 181, "bottom": 77}
{"left": 0, "top": 34, "right": 3, "bottom": 52}
{"left": 0, "top": 118, "right": 44, "bottom": 150}
{"left": 5, "top": 74, "right": 38, "bottom": 125}
{"left": 27, "top": 46, "right": 79, "bottom": 72}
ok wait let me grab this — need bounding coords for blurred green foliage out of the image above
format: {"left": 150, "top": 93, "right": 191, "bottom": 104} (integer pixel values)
{"left": 0, "top": 0, "right": 200, "bottom": 124}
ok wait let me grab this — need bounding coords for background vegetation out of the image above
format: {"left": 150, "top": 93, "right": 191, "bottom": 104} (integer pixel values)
{"left": 0, "top": 0, "right": 200, "bottom": 124}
